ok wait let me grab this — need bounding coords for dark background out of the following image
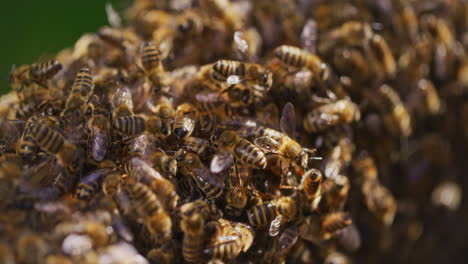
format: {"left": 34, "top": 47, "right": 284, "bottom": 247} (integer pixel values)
{"left": 0, "top": 0, "right": 130, "bottom": 95}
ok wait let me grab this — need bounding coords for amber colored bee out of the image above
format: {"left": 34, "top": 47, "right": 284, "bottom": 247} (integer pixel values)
{"left": 75, "top": 168, "right": 111, "bottom": 200}
{"left": 211, "top": 130, "right": 267, "bottom": 173}
{"left": 253, "top": 102, "right": 316, "bottom": 170}
{"left": 274, "top": 45, "right": 330, "bottom": 83}
{"left": 365, "top": 34, "right": 396, "bottom": 80}
{"left": 377, "top": 84, "right": 412, "bottom": 137}
{"left": 181, "top": 136, "right": 212, "bottom": 160}
{"left": 362, "top": 179, "right": 397, "bottom": 226}
{"left": 212, "top": 59, "right": 273, "bottom": 89}
{"left": 321, "top": 211, "right": 352, "bottom": 239}
{"left": 112, "top": 115, "right": 146, "bottom": 136}
{"left": 204, "top": 239, "right": 241, "bottom": 262}
{"left": 141, "top": 42, "right": 170, "bottom": 97}
{"left": 303, "top": 99, "right": 361, "bottom": 133}
{"left": 9, "top": 60, "right": 62, "bottom": 90}
{"left": 177, "top": 150, "right": 225, "bottom": 199}
{"left": 300, "top": 168, "right": 323, "bottom": 201}
{"left": 275, "top": 196, "right": 297, "bottom": 223}
{"left": 323, "top": 137, "right": 355, "bottom": 179}
{"left": 173, "top": 103, "right": 198, "bottom": 139}
{"left": 126, "top": 157, "right": 179, "bottom": 210}
{"left": 125, "top": 180, "right": 172, "bottom": 241}
{"left": 180, "top": 200, "right": 207, "bottom": 263}
{"left": 224, "top": 159, "right": 249, "bottom": 216}
{"left": 247, "top": 201, "right": 277, "bottom": 227}
{"left": 102, "top": 172, "right": 123, "bottom": 197}
{"left": 406, "top": 78, "right": 441, "bottom": 117}
{"left": 150, "top": 151, "right": 177, "bottom": 178}
{"left": 152, "top": 96, "right": 175, "bottom": 137}
{"left": 318, "top": 21, "right": 373, "bottom": 53}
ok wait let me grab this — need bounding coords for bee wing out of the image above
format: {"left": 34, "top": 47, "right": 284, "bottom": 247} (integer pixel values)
{"left": 254, "top": 136, "right": 282, "bottom": 154}
{"left": 91, "top": 127, "right": 109, "bottom": 162}
{"left": 195, "top": 92, "right": 226, "bottom": 104}
{"left": 300, "top": 19, "right": 317, "bottom": 54}
{"left": 280, "top": 102, "right": 296, "bottom": 138}
{"left": 269, "top": 214, "right": 283, "bottom": 237}
{"left": 233, "top": 31, "right": 251, "bottom": 61}
{"left": 105, "top": 3, "right": 122, "bottom": 28}
{"left": 210, "top": 152, "right": 234, "bottom": 173}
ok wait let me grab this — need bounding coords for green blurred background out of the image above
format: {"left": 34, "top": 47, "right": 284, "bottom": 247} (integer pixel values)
{"left": 0, "top": 0, "right": 130, "bottom": 95}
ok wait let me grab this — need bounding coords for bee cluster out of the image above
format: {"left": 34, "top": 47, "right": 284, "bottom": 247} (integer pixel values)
{"left": 1, "top": 0, "right": 467, "bottom": 263}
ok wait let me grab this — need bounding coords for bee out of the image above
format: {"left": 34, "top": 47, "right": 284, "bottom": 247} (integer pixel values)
{"left": 274, "top": 45, "right": 330, "bottom": 83}
{"left": 247, "top": 201, "right": 277, "bottom": 227}
{"left": 352, "top": 151, "right": 378, "bottom": 182}
{"left": 321, "top": 211, "right": 352, "bottom": 239}
{"left": 318, "top": 21, "right": 373, "bottom": 54}
{"left": 204, "top": 219, "right": 251, "bottom": 261}
{"left": 232, "top": 28, "right": 262, "bottom": 61}
{"left": 224, "top": 160, "right": 250, "bottom": 216}
{"left": 406, "top": 78, "right": 441, "bottom": 116}
{"left": 15, "top": 232, "right": 49, "bottom": 264}
{"left": 365, "top": 34, "right": 396, "bottom": 80}
{"left": 204, "top": 239, "right": 242, "bottom": 262}
{"left": 75, "top": 168, "right": 111, "bottom": 200}
{"left": 55, "top": 220, "right": 110, "bottom": 248}
{"left": 253, "top": 102, "right": 316, "bottom": 170}
{"left": 275, "top": 196, "right": 297, "bottom": 223}
{"left": 276, "top": 225, "right": 299, "bottom": 257}
{"left": 125, "top": 180, "right": 172, "bottom": 241}
{"left": 29, "top": 122, "right": 83, "bottom": 173}
{"left": 9, "top": 60, "right": 62, "bottom": 90}
{"left": 173, "top": 103, "right": 198, "bottom": 139}
{"left": 150, "top": 151, "right": 177, "bottom": 178}
{"left": 147, "top": 245, "right": 174, "bottom": 264}
{"left": 323, "top": 137, "right": 355, "bottom": 179}
{"left": 211, "top": 130, "right": 267, "bottom": 173}
{"left": 377, "top": 84, "right": 411, "bottom": 137}
{"left": 112, "top": 115, "right": 146, "bottom": 136}
{"left": 152, "top": 96, "right": 175, "bottom": 137}
{"left": 362, "top": 180, "right": 396, "bottom": 226}
{"left": 180, "top": 200, "right": 207, "bottom": 263}
{"left": 62, "top": 67, "right": 94, "bottom": 126}
{"left": 141, "top": 42, "right": 170, "bottom": 97}
{"left": 177, "top": 150, "right": 225, "bottom": 199}
{"left": 300, "top": 168, "right": 323, "bottom": 201}
{"left": 181, "top": 136, "right": 213, "bottom": 160}
{"left": 86, "top": 95, "right": 111, "bottom": 162}
{"left": 303, "top": 99, "right": 361, "bottom": 133}
{"left": 102, "top": 171, "right": 123, "bottom": 197}
{"left": 212, "top": 60, "right": 273, "bottom": 89}
{"left": 126, "top": 157, "right": 179, "bottom": 211}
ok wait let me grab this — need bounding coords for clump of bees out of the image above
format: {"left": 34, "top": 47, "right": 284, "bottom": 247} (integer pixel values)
{"left": 1, "top": 0, "right": 468, "bottom": 263}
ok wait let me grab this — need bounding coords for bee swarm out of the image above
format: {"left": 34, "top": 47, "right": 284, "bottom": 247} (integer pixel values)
{"left": 1, "top": 0, "right": 468, "bottom": 263}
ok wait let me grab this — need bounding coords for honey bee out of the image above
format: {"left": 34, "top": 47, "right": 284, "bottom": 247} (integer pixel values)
{"left": 125, "top": 180, "right": 172, "bottom": 241}
{"left": 224, "top": 159, "right": 250, "bottom": 216}
{"left": 113, "top": 86, "right": 134, "bottom": 118}
{"left": 141, "top": 42, "right": 170, "bottom": 97}
{"left": 406, "top": 78, "right": 441, "bottom": 116}
{"left": 29, "top": 122, "right": 83, "bottom": 173}
{"left": 362, "top": 180, "right": 396, "bottom": 226}
{"left": 102, "top": 172, "right": 123, "bottom": 197}
{"left": 177, "top": 150, "right": 225, "bottom": 199}
{"left": 112, "top": 115, "right": 146, "bottom": 136}
{"left": 9, "top": 60, "right": 62, "bottom": 90}
{"left": 252, "top": 102, "right": 316, "bottom": 170}
{"left": 126, "top": 157, "right": 179, "bottom": 210}
{"left": 247, "top": 201, "right": 277, "bottom": 227}
{"left": 323, "top": 174, "right": 350, "bottom": 211}
{"left": 204, "top": 238, "right": 242, "bottom": 262}
{"left": 352, "top": 151, "right": 378, "bottom": 182}
{"left": 232, "top": 28, "right": 262, "bottom": 61}
{"left": 173, "top": 103, "right": 198, "bottom": 139}
{"left": 275, "top": 195, "right": 297, "bottom": 223}
{"left": 300, "top": 168, "right": 323, "bottom": 201}
{"left": 212, "top": 60, "right": 273, "bottom": 89}
{"left": 62, "top": 67, "right": 94, "bottom": 126}
{"left": 321, "top": 211, "right": 352, "bottom": 239}
{"left": 276, "top": 225, "right": 299, "bottom": 257}
{"left": 377, "top": 84, "right": 412, "bottom": 137}
{"left": 323, "top": 137, "right": 355, "bottom": 179}
{"left": 75, "top": 168, "right": 111, "bottom": 200}
{"left": 211, "top": 130, "right": 267, "bottom": 173}
{"left": 303, "top": 99, "right": 361, "bottom": 133}
{"left": 181, "top": 136, "right": 213, "bottom": 160}
{"left": 55, "top": 220, "right": 110, "bottom": 248}
{"left": 150, "top": 151, "right": 177, "bottom": 178}
{"left": 274, "top": 45, "right": 330, "bottom": 83}
{"left": 365, "top": 34, "right": 396, "bottom": 80}
{"left": 318, "top": 21, "right": 373, "bottom": 54}
{"left": 86, "top": 95, "right": 111, "bottom": 162}
{"left": 151, "top": 96, "right": 175, "bottom": 138}
{"left": 180, "top": 200, "right": 207, "bottom": 263}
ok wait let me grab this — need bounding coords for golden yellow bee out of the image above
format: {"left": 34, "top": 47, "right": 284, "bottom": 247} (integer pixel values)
{"left": 75, "top": 168, "right": 111, "bottom": 200}
{"left": 173, "top": 103, "right": 198, "bottom": 139}
{"left": 303, "top": 99, "right": 360, "bottom": 133}
{"left": 180, "top": 200, "right": 207, "bottom": 263}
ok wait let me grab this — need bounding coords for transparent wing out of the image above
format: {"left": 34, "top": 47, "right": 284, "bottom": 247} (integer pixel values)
{"left": 106, "top": 3, "right": 122, "bottom": 28}
{"left": 254, "top": 136, "right": 281, "bottom": 154}
{"left": 210, "top": 152, "right": 234, "bottom": 173}
{"left": 280, "top": 102, "right": 296, "bottom": 138}
{"left": 301, "top": 19, "right": 317, "bottom": 54}
{"left": 91, "top": 128, "right": 109, "bottom": 162}
{"left": 269, "top": 214, "right": 283, "bottom": 237}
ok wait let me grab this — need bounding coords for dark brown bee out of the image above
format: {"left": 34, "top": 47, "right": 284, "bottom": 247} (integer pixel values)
{"left": 321, "top": 211, "right": 352, "bottom": 239}
{"left": 9, "top": 60, "right": 62, "bottom": 90}
{"left": 277, "top": 225, "right": 299, "bottom": 257}
{"left": 75, "top": 168, "right": 110, "bottom": 200}
{"left": 247, "top": 202, "right": 277, "bottom": 227}
{"left": 181, "top": 137, "right": 212, "bottom": 160}
{"left": 112, "top": 115, "right": 146, "bottom": 136}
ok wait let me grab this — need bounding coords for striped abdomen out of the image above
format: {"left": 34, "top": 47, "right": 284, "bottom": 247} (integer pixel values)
{"left": 193, "top": 170, "right": 224, "bottom": 199}
{"left": 233, "top": 138, "right": 266, "bottom": 169}
{"left": 321, "top": 212, "right": 352, "bottom": 233}
{"left": 30, "top": 60, "right": 62, "bottom": 82}
{"left": 302, "top": 169, "right": 322, "bottom": 199}
{"left": 127, "top": 182, "right": 162, "bottom": 217}
{"left": 204, "top": 239, "right": 241, "bottom": 261}
{"left": 247, "top": 202, "right": 277, "bottom": 227}
{"left": 113, "top": 115, "right": 146, "bottom": 136}
{"left": 71, "top": 67, "right": 94, "bottom": 97}
{"left": 212, "top": 60, "right": 245, "bottom": 81}
{"left": 277, "top": 226, "right": 299, "bottom": 256}
{"left": 75, "top": 169, "right": 108, "bottom": 200}
{"left": 183, "top": 235, "right": 204, "bottom": 263}
{"left": 141, "top": 42, "right": 161, "bottom": 71}
{"left": 29, "top": 123, "right": 64, "bottom": 155}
